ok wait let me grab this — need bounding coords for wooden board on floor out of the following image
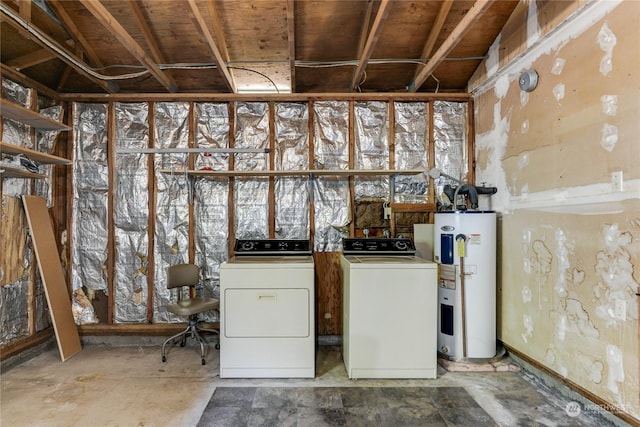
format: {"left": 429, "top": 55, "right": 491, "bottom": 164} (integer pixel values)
{"left": 22, "top": 195, "right": 81, "bottom": 361}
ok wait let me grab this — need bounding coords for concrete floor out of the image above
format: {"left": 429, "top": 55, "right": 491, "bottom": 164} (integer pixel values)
{"left": 0, "top": 342, "right": 626, "bottom": 427}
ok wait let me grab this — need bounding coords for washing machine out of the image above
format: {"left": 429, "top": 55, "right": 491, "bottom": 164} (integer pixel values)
{"left": 219, "top": 239, "right": 315, "bottom": 378}
{"left": 341, "top": 238, "right": 438, "bottom": 379}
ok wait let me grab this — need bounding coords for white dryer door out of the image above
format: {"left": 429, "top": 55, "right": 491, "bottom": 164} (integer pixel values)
{"left": 224, "top": 288, "right": 310, "bottom": 338}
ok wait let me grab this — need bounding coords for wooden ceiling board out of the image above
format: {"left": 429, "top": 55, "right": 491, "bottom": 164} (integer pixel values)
{"left": 0, "top": 0, "right": 520, "bottom": 94}
{"left": 295, "top": 0, "right": 369, "bottom": 61}
{"left": 54, "top": 1, "right": 144, "bottom": 68}
{"left": 355, "top": 63, "right": 418, "bottom": 93}
{"left": 295, "top": 66, "right": 355, "bottom": 93}
{"left": 163, "top": 68, "right": 240, "bottom": 93}
{"left": 447, "top": 1, "right": 520, "bottom": 58}
{"left": 370, "top": 1, "right": 443, "bottom": 59}
{"left": 215, "top": 0, "right": 289, "bottom": 61}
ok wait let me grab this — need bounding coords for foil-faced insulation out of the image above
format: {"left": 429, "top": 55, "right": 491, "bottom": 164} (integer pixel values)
{"left": 354, "top": 101, "right": 389, "bottom": 200}
{"left": 234, "top": 102, "right": 269, "bottom": 239}
{"left": 114, "top": 103, "right": 150, "bottom": 323}
{"left": 153, "top": 102, "right": 190, "bottom": 323}
{"left": 1, "top": 78, "right": 30, "bottom": 148}
{"left": 1, "top": 78, "right": 30, "bottom": 197}
{"left": 194, "top": 179, "right": 227, "bottom": 322}
{"left": 194, "top": 103, "right": 230, "bottom": 317}
{"left": 433, "top": 101, "right": 468, "bottom": 197}
{"left": 72, "top": 103, "right": 109, "bottom": 294}
{"left": 394, "top": 102, "right": 429, "bottom": 203}
{"left": 34, "top": 105, "right": 64, "bottom": 206}
{"left": 313, "top": 101, "right": 350, "bottom": 251}
{"left": 2, "top": 78, "right": 31, "bottom": 106}
{"left": 0, "top": 279, "right": 29, "bottom": 345}
{"left": 313, "top": 101, "right": 350, "bottom": 170}
{"left": 195, "top": 103, "right": 229, "bottom": 171}
{"left": 274, "top": 103, "right": 310, "bottom": 239}
{"left": 314, "top": 177, "right": 350, "bottom": 252}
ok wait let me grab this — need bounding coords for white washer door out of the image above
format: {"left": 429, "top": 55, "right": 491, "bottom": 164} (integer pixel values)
{"left": 224, "top": 288, "right": 310, "bottom": 338}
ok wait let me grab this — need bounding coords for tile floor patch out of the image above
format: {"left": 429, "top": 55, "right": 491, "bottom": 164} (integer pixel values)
{"left": 197, "top": 387, "right": 495, "bottom": 426}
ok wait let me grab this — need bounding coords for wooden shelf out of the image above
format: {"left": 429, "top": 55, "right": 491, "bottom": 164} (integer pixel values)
{"left": 0, "top": 165, "right": 47, "bottom": 179}
{"left": 160, "top": 169, "right": 426, "bottom": 177}
{"left": 0, "top": 99, "right": 70, "bottom": 131}
{"left": 1, "top": 142, "right": 71, "bottom": 165}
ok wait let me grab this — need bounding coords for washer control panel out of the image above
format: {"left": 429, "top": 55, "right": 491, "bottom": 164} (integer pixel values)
{"left": 342, "top": 238, "right": 416, "bottom": 255}
{"left": 233, "top": 239, "right": 312, "bottom": 256}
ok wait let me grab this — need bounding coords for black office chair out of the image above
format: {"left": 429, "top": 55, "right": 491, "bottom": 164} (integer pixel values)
{"left": 161, "top": 263, "right": 220, "bottom": 365}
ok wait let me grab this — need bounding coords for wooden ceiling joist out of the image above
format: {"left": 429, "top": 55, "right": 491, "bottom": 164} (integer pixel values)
{"left": 47, "top": 0, "right": 120, "bottom": 93}
{"left": 286, "top": 0, "right": 296, "bottom": 93}
{"left": 79, "top": 0, "right": 177, "bottom": 93}
{"left": 6, "top": 48, "right": 58, "bottom": 71}
{"left": 0, "top": 63, "right": 59, "bottom": 99}
{"left": 349, "top": 0, "right": 392, "bottom": 92}
{"left": 185, "top": 0, "right": 236, "bottom": 93}
{"left": 412, "top": 0, "right": 453, "bottom": 82}
{"left": 0, "top": 1, "right": 116, "bottom": 93}
{"left": 204, "top": 0, "right": 237, "bottom": 91}
{"left": 408, "top": 0, "right": 494, "bottom": 92}
{"left": 126, "top": 0, "right": 177, "bottom": 92}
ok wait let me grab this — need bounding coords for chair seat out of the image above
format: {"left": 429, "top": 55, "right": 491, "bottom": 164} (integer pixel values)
{"left": 167, "top": 297, "right": 220, "bottom": 317}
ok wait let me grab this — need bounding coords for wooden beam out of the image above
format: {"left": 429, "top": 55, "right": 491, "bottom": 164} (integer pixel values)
{"left": 126, "top": 0, "right": 178, "bottom": 92}
{"left": 0, "top": 64, "right": 58, "bottom": 99}
{"left": 349, "top": 0, "right": 392, "bottom": 92}
{"left": 286, "top": 0, "right": 296, "bottom": 93}
{"left": 56, "top": 46, "right": 81, "bottom": 92}
{"left": 48, "top": 1, "right": 105, "bottom": 70}
{"left": 47, "top": 1, "right": 119, "bottom": 93}
{"left": 79, "top": 0, "right": 177, "bottom": 92}
{"left": 409, "top": 0, "right": 494, "bottom": 92}
{"left": 412, "top": 0, "right": 453, "bottom": 81}
{"left": 6, "top": 44, "right": 66, "bottom": 71}
{"left": 356, "top": 0, "right": 376, "bottom": 59}
{"left": 205, "top": 0, "right": 237, "bottom": 89}
{"left": 0, "top": 2, "right": 116, "bottom": 93}
{"left": 185, "top": 0, "right": 236, "bottom": 93}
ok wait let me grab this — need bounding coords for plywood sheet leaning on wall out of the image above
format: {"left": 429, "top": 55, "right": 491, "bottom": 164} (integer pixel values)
{"left": 22, "top": 195, "right": 81, "bottom": 361}
{"left": 1, "top": 196, "right": 28, "bottom": 286}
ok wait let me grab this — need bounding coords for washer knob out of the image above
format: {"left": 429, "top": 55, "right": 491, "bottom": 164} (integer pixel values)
{"left": 394, "top": 240, "right": 408, "bottom": 250}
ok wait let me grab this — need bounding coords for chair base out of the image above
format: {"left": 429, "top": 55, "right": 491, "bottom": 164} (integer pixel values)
{"left": 161, "top": 316, "right": 220, "bottom": 365}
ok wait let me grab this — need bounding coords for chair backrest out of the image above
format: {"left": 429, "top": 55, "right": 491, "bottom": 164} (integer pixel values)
{"left": 167, "top": 264, "right": 200, "bottom": 289}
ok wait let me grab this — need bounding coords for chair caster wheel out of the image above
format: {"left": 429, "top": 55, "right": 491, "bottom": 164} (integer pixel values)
{"left": 162, "top": 356, "right": 166, "bottom": 363}
{"left": 215, "top": 343, "right": 220, "bottom": 350}
{"left": 201, "top": 358, "right": 206, "bottom": 365}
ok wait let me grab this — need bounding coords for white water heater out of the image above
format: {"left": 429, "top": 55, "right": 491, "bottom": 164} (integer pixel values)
{"left": 434, "top": 211, "right": 496, "bottom": 360}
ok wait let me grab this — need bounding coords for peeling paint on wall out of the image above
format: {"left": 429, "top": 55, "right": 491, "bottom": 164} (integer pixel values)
{"left": 551, "top": 57, "right": 566, "bottom": 75}
{"left": 600, "top": 95, "right": 618, "bottom": 116}
{"left": 600, "top": 123, "right": 618, "bottom": 152}
{"left": 485, "top": 34, "right": 501, "bottom": 78}
{"left": 552, "top": 83, "right": 565, "bottom": 102}
{"left": 594, "top": 223, "right": 639, "bottom": 325}
{"left": 597, "top": 23, "right": 617, "bottom": 76}
{"left": 606, "top": 344, "right": 624, "bottom": 395}
{"left": 475, "top": 101, "right": 510, "bottom": 211}
{"left": 526, "top": 0, "right": 541, "bottom": 48}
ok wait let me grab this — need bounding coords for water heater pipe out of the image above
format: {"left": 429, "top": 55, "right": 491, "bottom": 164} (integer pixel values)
{"left": 456, "top": 234, "right": 468, "bottom": 358}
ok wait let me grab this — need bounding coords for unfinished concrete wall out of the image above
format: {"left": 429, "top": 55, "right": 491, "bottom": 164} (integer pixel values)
{"left": 469, "top": 0, "right": 639, "bottom": 421}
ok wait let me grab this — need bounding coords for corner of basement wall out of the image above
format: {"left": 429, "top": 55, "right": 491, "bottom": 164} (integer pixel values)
{"left": 470, "top": 0, "right": 639, "bottom": 423}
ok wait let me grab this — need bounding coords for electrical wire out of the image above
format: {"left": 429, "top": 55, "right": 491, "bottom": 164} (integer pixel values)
{"left": 2, "top": 1, "right": 485, "bottom": 90}
{"left": 227, "top": 66, "right": 280, "bottom": 93}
